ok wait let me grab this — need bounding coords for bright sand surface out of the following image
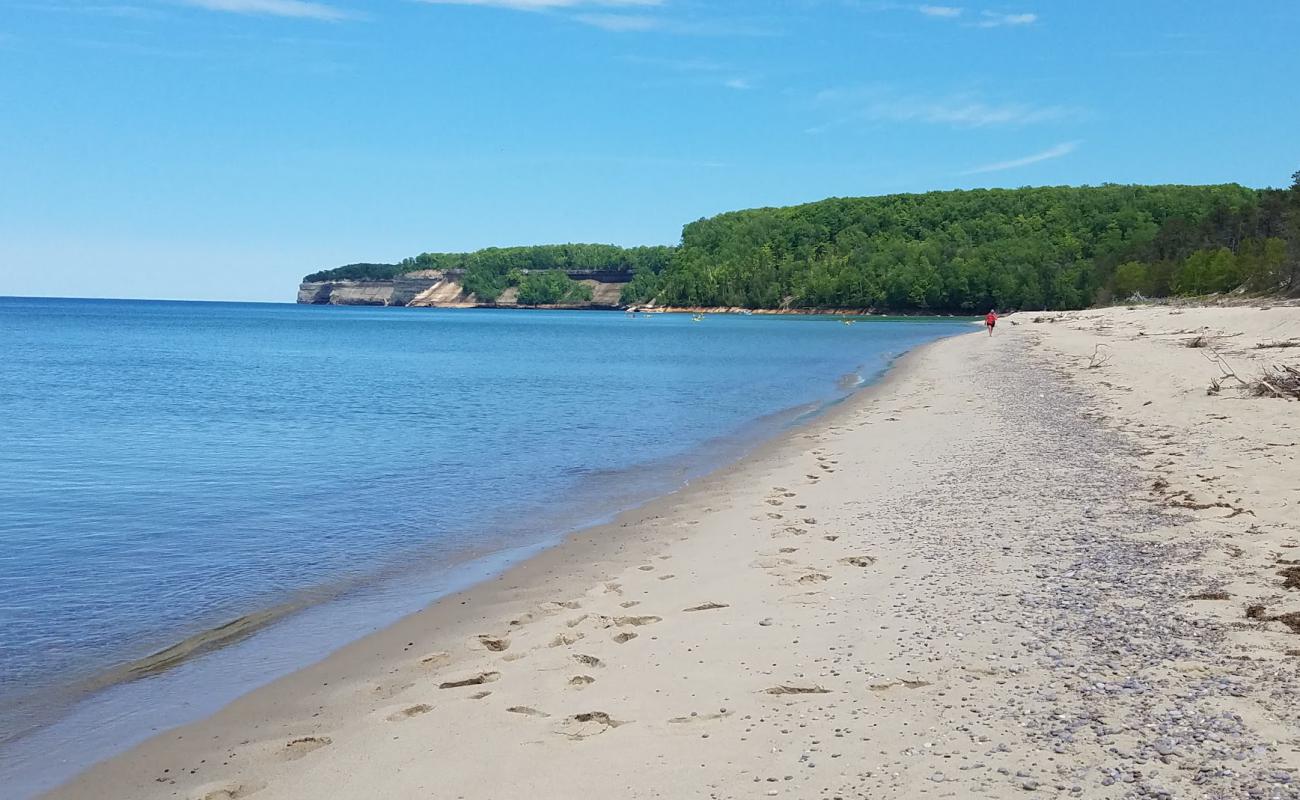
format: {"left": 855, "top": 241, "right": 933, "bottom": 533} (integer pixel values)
{"left": 46, "top": 305, "right": 1300, "bottom": 800}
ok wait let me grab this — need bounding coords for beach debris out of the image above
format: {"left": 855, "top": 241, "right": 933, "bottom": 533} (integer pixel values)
{"left": 1086, "top": 344, "right": 1112, "bottom": 369}
{"left": 1246, "top": 605, "right": 1300, "bottom": 633}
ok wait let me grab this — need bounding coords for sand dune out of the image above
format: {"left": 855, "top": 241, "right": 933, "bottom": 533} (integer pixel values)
{"left": 47, "top": 304, "right": 1299, "bottom": 800}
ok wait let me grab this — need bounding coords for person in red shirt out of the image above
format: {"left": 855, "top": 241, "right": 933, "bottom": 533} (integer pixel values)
{"left": 985, "top": 309, "right": 998, "bottom": 336}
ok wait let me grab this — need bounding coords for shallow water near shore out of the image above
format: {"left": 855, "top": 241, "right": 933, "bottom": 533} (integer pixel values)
{"left": 0, "top": 297, "right": 969, "bottom": 795}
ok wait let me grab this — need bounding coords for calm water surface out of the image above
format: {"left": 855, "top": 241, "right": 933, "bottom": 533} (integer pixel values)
{"left": 0, "top": 298, "right": 970, "bottom": 795}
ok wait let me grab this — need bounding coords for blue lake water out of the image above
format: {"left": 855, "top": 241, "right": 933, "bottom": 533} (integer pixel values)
{"left": 0, "top": 297, "right": 969, "bottom": 795}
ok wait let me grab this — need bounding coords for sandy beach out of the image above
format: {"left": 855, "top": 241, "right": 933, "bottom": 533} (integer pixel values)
{"left": 46, "top": 304, "right": 1300, "bottom": 800}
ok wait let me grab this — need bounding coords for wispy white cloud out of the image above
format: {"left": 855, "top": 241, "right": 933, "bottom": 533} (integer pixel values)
{"left": 815, "top": 87, "right": 1080, "bottom": 128}
{"left": 573, "top": 12, "right": 660, "bottom": 31}
{"left": 179, "top": 0, "right": 353, "bottom": 20}
{"left": 16, "top": 1, "right": 163, "bottom": 18}
{"left": 415, "top": 0, "right": 663, "bottom": 10}
{"left": 973, "top": 10, "right": 1036, "bottom": 27}
{"left": 573, "top": 12, "right": 771, "bottom": 35}
{"left": 418, "top": 0, "right": 768, "bottom": 35}
{"left": 961, "top": 140, "right": 1079, "bottom": 174}
{"left": 624, "top": 55, "right": 757, "bottom": 90}
{"left": 918, "top": 5, "right": 962, "bottom": 18}
{"left": 868, "top": 4, "right": 1037, "bottom": 27}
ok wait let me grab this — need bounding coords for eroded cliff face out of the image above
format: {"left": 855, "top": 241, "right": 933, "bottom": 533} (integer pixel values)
{"left": 297, "top": 271, "right": 630, "bottom": 309}
{"left": 297, "top": 277, "right": 445, "bottom": 307}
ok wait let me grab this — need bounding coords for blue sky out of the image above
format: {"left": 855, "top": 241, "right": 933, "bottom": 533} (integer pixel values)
{"left": 1, "top": 1, "right": 1296, "bottom": 301}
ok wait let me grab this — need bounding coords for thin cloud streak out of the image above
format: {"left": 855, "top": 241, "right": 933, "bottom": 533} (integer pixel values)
{"left": 415, "top": 0, "right": 663, "bottom": 9}
{"left": 814, "top": 88, "right": 1082, "bottom": 128}
{"left": 961, "top": 141, "right": 1080, "bottom": 174}
{"left": 918, "top": 5, "right": 962, "bottom": 18}
{"left": 179, "top": 0, "right": 354, "bottom": 21}
{"left": 973, "top": 10, "right": 1036, "bottom": 27}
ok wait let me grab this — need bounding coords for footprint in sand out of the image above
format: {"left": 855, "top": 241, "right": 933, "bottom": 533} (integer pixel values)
{"left": 372, "top": 680, "right": 414, "bottom": 700}
{"left": 507, "top": 706, "right": 551, "bottom": 718}
{"left": 781, "top": 592, "right": 825, "bottom": 605}
{"left": 538, "top": 600, "right": 582, "bottom": 615}
{"left": 638, "top": 565, "right": 655, "bottom": 572}
{"left": 766, "top": 512, "right": 783, "bottom": 520}
{"left": 766, "top": 499, "right": 784, "bottom": 506}
{"left": 282, "top": 736, "right": 331, "bottom": 761}
{"left": 196, "top": 782, "right": 266, "bottom": 800}
{"left": 764, "top": 685, "right": 830, "bottom": 696}
{"left": 555, "top": 712, "right": 625, "bottom": 740}
{"left": 869, "top": 679, "right": 933, "bottom": 691}
{"left": 798, "top": 572, "right": 831, "bottom": 584}
{"left": 839, "top": 556, "right": 876, "bottom": 568}
{"left": 611, "top": 615, "right": 661, "bottom": 627}
{"left": 668, "top": 709, "right": 732, "bottom": 724}
{"left": 573, "top": 654, "right": 605, "bottom": 668}
{"left": 439, "top": 671, "right": 501, "bottom": 690}
{"left": 569, "top": 675, "right": 596, "bottom": 689}
{"left": 550, "top": 632, "right": 584, "bottom": 647}
{"left": 476, "top": 635, "right": 510, "bottom": 652}
{"left": 613, "top": 631, "right": 638, "bottom": 644}
{"left": 823, "top": 535, "right": 840, "bottom": 542}
{"left": 778, "top": 547, "right": 799, "bottom": 554}
{"left": 419, "top": 651, "right": 451, "bottom": 668}
{"left": 386, "top": 704, "right": 433, "bottom": 722}
{"left": 683, "top": 602, "right": 730, "bottom": 612}
{"left": 658, "top": 574, "right": 676, "bottom": 581}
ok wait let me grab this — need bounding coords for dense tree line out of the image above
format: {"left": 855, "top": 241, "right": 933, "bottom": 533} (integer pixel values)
{"left": 305, "top": 175, "right": 1299, "bottom": 311}
{"left": 623, "top": 176, "right": 1300, "bottom": 311}
{"left": 515, "top": 270, "right": 594, "bottom": 306}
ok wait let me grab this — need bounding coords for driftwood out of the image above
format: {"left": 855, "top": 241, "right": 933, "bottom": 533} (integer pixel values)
{"left": 1203, "top": 349, "right": 1300, "bottom": 400}
{"left": 1086, "top": 344, "right": 1112, "bottom": 369}
{"left": 1247, "top": 363, "right": 1300, "bottom": 400}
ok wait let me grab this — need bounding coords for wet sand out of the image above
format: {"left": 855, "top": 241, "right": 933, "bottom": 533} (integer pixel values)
{"left": 46, "top": 305, "right": 1300, "bottom": 800}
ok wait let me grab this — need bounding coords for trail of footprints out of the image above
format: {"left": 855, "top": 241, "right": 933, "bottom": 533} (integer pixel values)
{"left": 249, "top": 463, "right": 879, "bottom": 781}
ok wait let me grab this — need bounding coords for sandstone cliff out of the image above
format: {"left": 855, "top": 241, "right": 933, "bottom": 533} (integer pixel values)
{"left": 297, "top": 270, "right": 630, "bottom": 309}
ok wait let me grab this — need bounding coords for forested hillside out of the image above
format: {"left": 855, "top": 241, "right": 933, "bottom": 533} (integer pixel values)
{"left": 304, "top": 174, "right": 1299, "bottom": 312}
{"left": 623, "top": 177, "right": 1300, "bottom": 311}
